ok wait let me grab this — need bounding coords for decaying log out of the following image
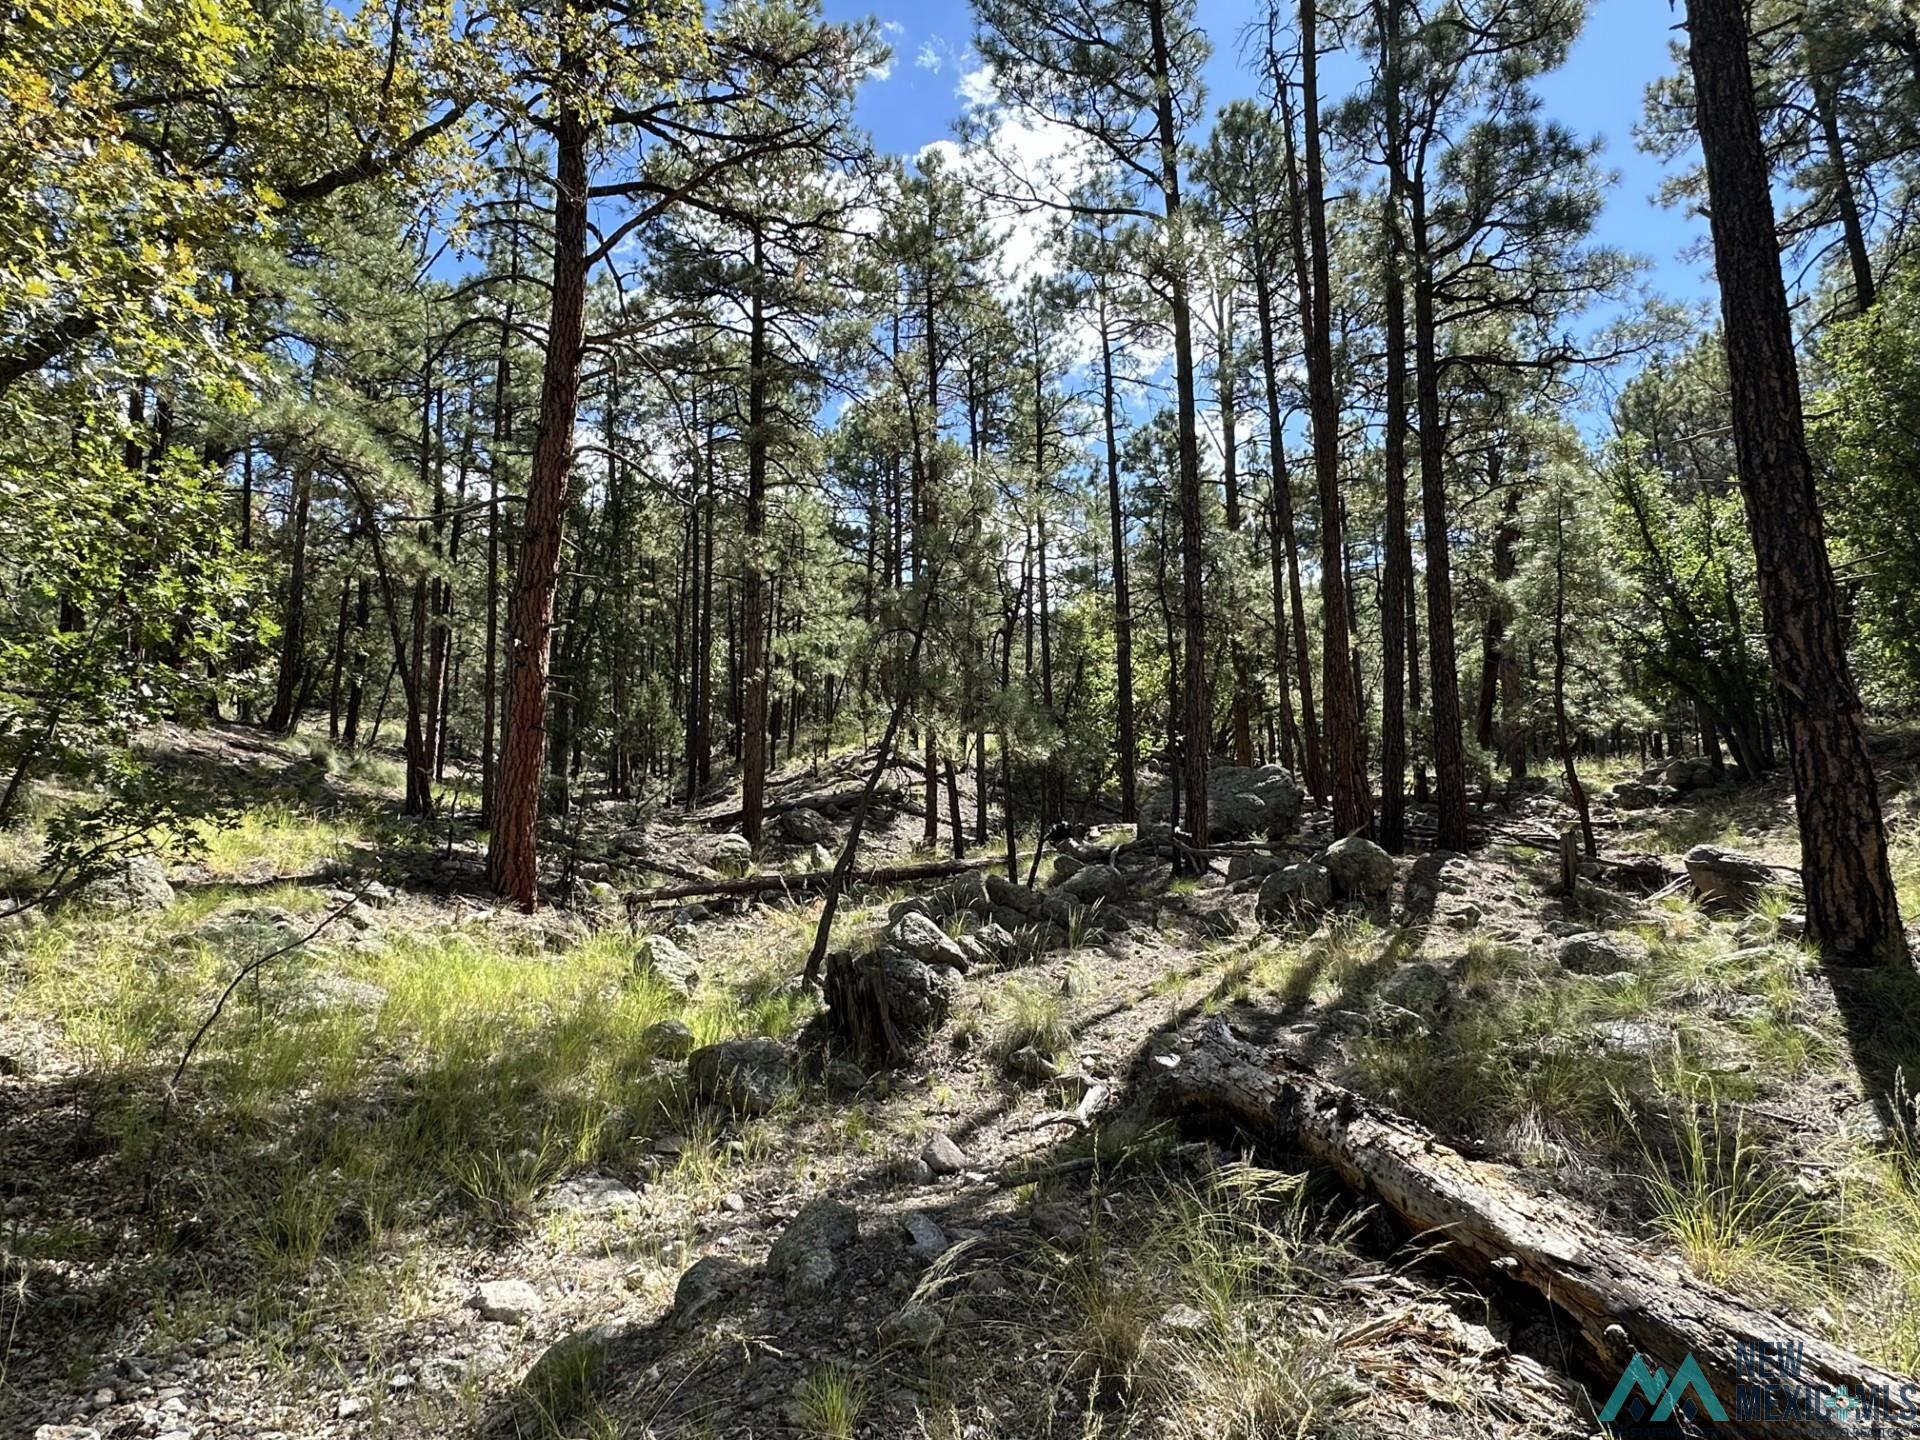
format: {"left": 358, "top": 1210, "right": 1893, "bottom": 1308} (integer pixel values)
{"left": 1150, "top": 1021, "right": 1909, "bottom": 1439}
{"left": 625, "top": 855, "right": 995, "bottom": 909}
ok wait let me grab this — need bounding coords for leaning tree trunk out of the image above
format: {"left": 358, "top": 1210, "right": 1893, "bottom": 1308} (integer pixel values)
{"left": 1685, "top": 0, "right": 1905, "bottom": 964}
{"left": 487, "top": 93, "right": 589, "bottom": 909}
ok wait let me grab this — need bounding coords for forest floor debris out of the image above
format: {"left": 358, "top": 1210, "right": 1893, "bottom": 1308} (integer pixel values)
{"left": 3, "top": 724, "right": 1920, "bottom": 1438}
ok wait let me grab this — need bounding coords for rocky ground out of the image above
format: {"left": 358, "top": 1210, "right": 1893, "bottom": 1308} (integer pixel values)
{"left": 4, "top": 727, "right": 1920, "bottom": 1440}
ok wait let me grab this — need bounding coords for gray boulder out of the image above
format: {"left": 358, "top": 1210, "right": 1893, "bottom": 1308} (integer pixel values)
{"left": 777, "top": 806, "right": 837, "bottom": 846}
{"left": 78, "top": 854, "right": 174, "bottom": 912}
{"left": 1606, "top": 781, "right": 1671, "bottom": 811}
{"left": 887, "top": 911, "right": 970, "bottom": 972}
{"left": 687, "top": 1038, "right": 792, "bottom": 1115}
{"left": 634, "top": 934, "right": 699, "bottom": 996}
{"left": 767, "top": 1197, "right": 860, "bottom": 1301}
{"left": 871, "top": 950, "right": 961, "bottom": 1038}
{"left": 1321, "top": 836, "right": 1396, "bottom": 900}
{"left": 1256, "top": 863, "right": 1332, "bottom": 924}
{"left": 1685, "top": 844, "right": 1782, "bottom": 911}
{"left": 1145, "top": 763, "right": 1306, "bottom": 839}
{"left": 670, "top": 1256, "right": 747, "bottom": 1329}
{"left": 710, "top": 834, "right": 754, "bottom": 876}
{"left": 1557, "top": 931, "right": 1652, "bottom": 975}
{"left": 1226, "top": 852, "right": 1285, "bottom": 884}
{"left": 1051, "top": 863, "right": 1129, "bottom": 904}
{"left": 970, "top": 921, "right": 1019, "bottom": 962}
{"left": 899, "top": 1212, "right": 949, "bottom": 1264}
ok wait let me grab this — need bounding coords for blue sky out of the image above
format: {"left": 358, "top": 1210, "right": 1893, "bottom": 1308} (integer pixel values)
{"left": 826, "top": 0, "right": 1713, "bottom": 313}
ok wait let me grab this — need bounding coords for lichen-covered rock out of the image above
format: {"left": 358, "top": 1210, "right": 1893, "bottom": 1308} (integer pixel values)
{"left": 1226, "top": 852, "right": 1285, "bottom": 884}
{"left": 687, "top": 1038, "right": 792, "bottom": 1115}
{"left": 1320, "top": 836, "right": 1396, "bottom": 900}
{"left": 872, "top": 950, "right": 961, "bottom": 1038}
{"left": 887, "top": 911, "right": 970, "bottom": 972}
{"left": 634, "top": 934, "right": 699, "bottom": 996}
{"left": 1145, "top": 763, "right": 1306, "bottom": 839}
{"left": 1379, "top": 962, "right": 1451, "bottom": 1014}
{"left": 1051, "top": 863, "right": 1129, "bottom": 904}
{"left": 710, "top": 833, "right": 754, "bottom": 876}
{"left": 777, "top": 806, "right": 837, "bottom": 846}
{"left": 1256, "top": 863, "right": 1333, "bottom": 924}
{"left": 767, "top": 1197, "right": 860, "bottom": 1301}
{"left": 78, "top": 855, "right": 174, "bottom": 912}
{"left": 1685, "top": 844, "right": 1781, "bottom": 911}
{"left": 1556, "top": 931, "right": 1651, "bottom": 974}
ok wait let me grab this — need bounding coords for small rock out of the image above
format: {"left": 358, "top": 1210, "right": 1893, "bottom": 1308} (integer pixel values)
{"left": 468, "top": 1279, "right": 542, "bottom": 1325}
{"left": 336, "top": 1396, "right": 370, "bottom": 1419}
{"left": 634, "top": 935, "right": 699, "bottom": 996}
{"left": 921, "top": 1133, "right": 967, "bottom": 1174}
{"left": 899, "top": 1212, "right": 949, "bottom": 1263}
{"left": 1557, "top": 931, "right": 1651, "bottom": 975}
{"left": 687, "top": 1038, "right": 793, "bottom": 1116}
{"left": 547, "top": 1175, "right": 641, "bottom": 1214}
{"left": 878, "top": 1302, "right": 945, "bottom": 1350}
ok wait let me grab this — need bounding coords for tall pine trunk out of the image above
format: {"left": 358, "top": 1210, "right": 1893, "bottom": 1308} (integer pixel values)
{"left": 1148, "top": 0, "right": 1210, "bottom": 850}
{"left": 487, "top": 94, "right": 589, "bottom": 907}
{"left": 1288, "top": 0, "right": 1370, "bottom": 837}
{"left": 1410, "top": 169, "right": 1468, "bottom": 851}
{"left": 1686, "top": 0, "right": 1905, "bottom": 964}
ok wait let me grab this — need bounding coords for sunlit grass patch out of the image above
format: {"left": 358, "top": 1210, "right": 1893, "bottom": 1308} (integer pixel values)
{"left": 1640, "top": 1095, "right": 1836, "bottom": 1300}
{"left": 194, "top": 802, "right": 368, "bottom": 878}
{"left": 990, "top": 978, "right": 1073, "bottom": 1066}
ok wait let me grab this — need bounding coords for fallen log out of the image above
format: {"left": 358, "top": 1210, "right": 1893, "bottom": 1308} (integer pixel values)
{"left": 698, "top": 784, "right": 908, "bottom": 828}
{"left": 624, "top": 854, "right": 995, "bottom": 908}
{"left": 1149, "top": 1021, "right": 1909, "bottom": 1439}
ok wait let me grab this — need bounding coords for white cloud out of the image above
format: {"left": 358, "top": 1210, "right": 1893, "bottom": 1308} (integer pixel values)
{"left": 915, "top": 40, "right": 944, "bottom": 73}
{"left": 867, "top": 56, "right": 894, "bottom": 81}
{"left": 956, "top": 62, "right": 996, "bottom": 107}
{"left": 881, "top": 19, "right": 905, "bottom": 35}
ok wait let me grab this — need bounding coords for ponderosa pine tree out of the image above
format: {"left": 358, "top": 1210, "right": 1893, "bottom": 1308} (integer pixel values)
{"left": 1685, "top": 0, "right": 1906, "bottom": 964}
